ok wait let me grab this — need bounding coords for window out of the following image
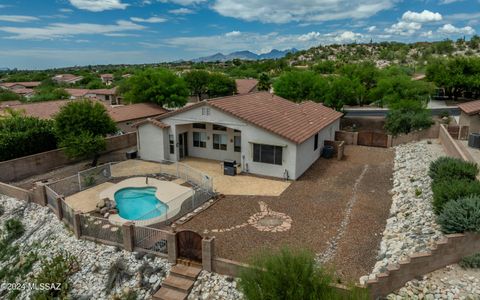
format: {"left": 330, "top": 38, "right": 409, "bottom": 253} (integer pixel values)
{"left": 234, "top": 129, "right": 241, "bottom": 133}
{"left": 169, "top": 134, "right": 175, "bottom": 154}
{"left": 193, "top": 132, "right": 207, "bottom": 148}
{"left": 212, "top": 124, "right": 227, "bottom": 131}
{"left": 253, "top": 144, "right": 283, "bottom": 165}
{"left": 201, "top": 107, "right": 210, "bottom": 116}
{"left": 213, "top": 134, "right": 227, "bottom": 150}
{"left": 314, "top": 133, "right": 319, "bottom": 150}
{"left": 234, "top": 136, "right": 241, "bottom": 152}
{"left": 193, "top": 123, "right": 206, "bottom": 129}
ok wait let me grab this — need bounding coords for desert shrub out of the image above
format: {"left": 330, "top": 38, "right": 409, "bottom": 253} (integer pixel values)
{"left": 0, "top": 204, "right": 4, "bottom": 216}
{"left": 460, "top": 252, "right": 480, "bottom": 269}
{"left": 429, "top": 157, "right": 479, "bottom": 183}
{"left": 431, "top": 179, "right": 480, "bottom": 213}
{"left": 238, "top": 247, "right": 368, "bottom": 300}
{"left": 437, "top": 196, "right": 480, "bottom": 234}
{"left": 5, "top": 218, "right": 25, "bottom": 240}
{"left": 32, "top": 252, "right": 79, "bottom": 299}
{"left": 106, "top": 258, "right": 132, "bottom": 293}
{"left": 112, "top": 289, "right": 138, "bottom": 300}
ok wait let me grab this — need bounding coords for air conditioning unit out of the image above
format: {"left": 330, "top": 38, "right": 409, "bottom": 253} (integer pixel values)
{"left": 468, "top": 133, "right": 480, "bottom": 149}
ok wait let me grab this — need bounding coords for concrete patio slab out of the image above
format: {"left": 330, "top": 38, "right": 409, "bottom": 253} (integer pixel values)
{"left": 65, "top": 182, "right": 114, "bottom": 213}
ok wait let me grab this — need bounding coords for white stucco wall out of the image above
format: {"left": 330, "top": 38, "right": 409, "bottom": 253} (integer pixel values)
{"left": 137, "top": 124, "right": 167, "bottom": 162}
{"left": 294, "top": 119, "right": 340, "bottom": 179}
{"left": 459, "top": 111, "right": 480, "bottom": 133}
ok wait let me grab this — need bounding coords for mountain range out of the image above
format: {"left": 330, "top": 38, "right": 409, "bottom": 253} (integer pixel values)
{"left": 190, "top": 48, "right": 298, "bottom": 62}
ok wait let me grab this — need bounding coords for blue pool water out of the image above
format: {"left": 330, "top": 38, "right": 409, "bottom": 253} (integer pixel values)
{"left": 114, "top": 187, "right": 168, "bottom": 221}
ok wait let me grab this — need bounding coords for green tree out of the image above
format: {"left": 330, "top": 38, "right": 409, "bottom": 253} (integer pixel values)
{"left": 119, "top": 68, "right": 189, "bottom": 107}
{"left": 273, "top": 71, "right": 318, "bottom": 102}
{"left": 184, "top": 70, "right": 210, "bottom": 101}
{"left": 257, "top": 73, "right": 271, "bottom": 91}
{"left": 370, "top": 73, "right": 433, "bottom": 106}
{"left": 384, "top": 99, "right": 434, "bottom": 135}
{"left": 0, "top": 89, "right": 23, "bottom": 102}
{"left": 0, "top": 110, "right": 57, "bottom": 161}
{"left": 312, "top": 60, "right": 336, "bottom": 74}
{"left": 54, "top": 100, "right": 117, "bottom": 166}
{"left": 206, "top": 73, "right": 236, "bottom": 98}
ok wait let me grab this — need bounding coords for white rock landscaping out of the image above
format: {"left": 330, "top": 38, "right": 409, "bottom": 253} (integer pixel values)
{"left": 188, "top": 271, "right": 243, "bottom": 300}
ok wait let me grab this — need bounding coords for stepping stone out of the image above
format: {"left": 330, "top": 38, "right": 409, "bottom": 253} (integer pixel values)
{"left": 152, "top": 287, "right": 188, "bottom": 300}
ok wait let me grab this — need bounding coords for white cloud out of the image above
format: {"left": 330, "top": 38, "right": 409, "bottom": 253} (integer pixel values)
{"left": 438, "top": 23, "right": 475, "bottom": 35}
{"left": 402, "top": 10, "right": 442, "bottom": 22}
{"left": 385, "top": 21, "right": 421, "bottom": 36}
{"left": 59, "top": 8, "right": 74, "bottom": 13}
{"left": 366, "top": 25, "right": 376, "bottom": 32}
{"left": 0, "top": 20, "right": 145, "bottom": 40}
{"left": 420, "top": 30, "right": 433, "bottom": 37}
{"left": 68, "top": 0, "right": 128, "bottom": 12}
{"left": 334, "top": 31, "right": 363, "bottom": 42}
{"left": 439, "top": 0, "right": 464, "bottom": 4}
{"left": 225, "top": 30, "right": 241, "bottom": 37}
{"left": 168, "top": 8, "right": 195, "bottom": 14}
{"left": 130, "top": 17, "right": 167, "bottom": 23}
{"left": 211, "top": 0, "right": 394, "bottom": 24}
{"left": 0, "top": 15, "right": 39, "bottom": 23}
{"left": 157, "top": 0, "right": 206, "bottom": 4}
{"left": 298, "top": 31, "right": 321, "bottom": 42}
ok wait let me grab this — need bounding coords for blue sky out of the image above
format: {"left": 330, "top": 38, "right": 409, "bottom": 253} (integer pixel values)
{"left": 0, "top": 0, "right": 478, "bottom": 69}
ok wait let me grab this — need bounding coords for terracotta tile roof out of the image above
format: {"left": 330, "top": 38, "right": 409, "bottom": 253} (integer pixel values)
{"left": 12, "top": 88, "right": 35, "bottom": 95}
{"left": 65, "top": 88, "right": 117, "bottom": 97}
{"left": 101, "top": 74, "right": 113, "bottom": 78}
{"left": 52, "top": 74, "right": 83, "bottom": 83}
{"left": 458, "top": 100, "right": 480, "bottom": 115}
{"left": 157, "top": 92, "right": 342, "bottom": 144}
{"left": 104, "top": 103, "right": 168, "bottom": 122}
{"left": 235, "top": 79, "right": 259, "bottom": 94}
{"left": 0, "top": 81, "right": 41, "bottom": 88}
{"left": 1, "top": 100, "right": 168, "bottom": 123}
{"left": 133, "top": 118, "right": 171, "bottom": 128}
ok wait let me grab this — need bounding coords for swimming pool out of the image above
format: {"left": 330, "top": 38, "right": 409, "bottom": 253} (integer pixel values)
{"left": 114, "top": 187, "right": 168, "bottom": 221}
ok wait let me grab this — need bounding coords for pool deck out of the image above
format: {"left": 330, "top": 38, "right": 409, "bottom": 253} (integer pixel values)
{"left": 65, "top": 182, "right": 115, "bottom": 213}
{"left": 99, "top": 177, "right": 194, "bottom": 226}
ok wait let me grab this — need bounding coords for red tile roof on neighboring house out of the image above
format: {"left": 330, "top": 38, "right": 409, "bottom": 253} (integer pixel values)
{"left": 11, "top": 88, "right": 35, "bottom": 95}
{"left": 101, "top": 74, "right": 113, "bottom": 78}
{"left": 65, "top": 88, "right": 117, "bottom": 97}
{"left": 235, "top": 79, "right": 259, "bottom": 94}
{"left": 104, "top": 103, "right": 168, "bottom": 122}
{"left": 458, "top": 100, "right": 480, "bottom": 115}
{"left": 0, "top": 81, "right": 41, "bottom": 88}
{"left": 0, "top": 100, "right": 168, "bottom": 123}
{"left": 52, "top": 74, "right": 83, "bottom": 83}
{"left": 156, "top": 92, "right": 343, "bottom": 144}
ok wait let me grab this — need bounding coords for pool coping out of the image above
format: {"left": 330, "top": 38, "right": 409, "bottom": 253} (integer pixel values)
{"left": 98, "top": 177, "right": 194, "bottom": 226}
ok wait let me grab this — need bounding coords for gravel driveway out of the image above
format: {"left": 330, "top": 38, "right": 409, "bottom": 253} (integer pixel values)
{"left": 178, "top": 145, "right": 394, "bottom": 283}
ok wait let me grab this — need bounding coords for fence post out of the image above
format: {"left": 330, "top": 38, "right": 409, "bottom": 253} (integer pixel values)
{"left": 167, "top": 227, "right": 177, "bottom": 264}
{"left": 32, "top": 182, "right": 48, "bottom": 206}
{"left": 55, "top": 196, "right": 64, "bottom": 220}
{"left": 202, "top": 236, "right": 214, "bottom": 272}
{"left": 73, "top": 212, "right": 82, "bottom": 239}
{"left": 176, "top": 162, "right": 179, "bottom": 178}
{"left": 122, "top": 222, "right": 135, "bottom": 252}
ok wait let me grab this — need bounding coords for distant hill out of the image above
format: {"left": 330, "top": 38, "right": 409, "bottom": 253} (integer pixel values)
{"left": 190, "top": 48, "right": 298, "bottom": 62}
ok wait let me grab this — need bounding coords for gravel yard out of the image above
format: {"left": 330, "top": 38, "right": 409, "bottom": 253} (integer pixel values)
{"left": 179, "top": 145, "right": 394, "bottom": 282}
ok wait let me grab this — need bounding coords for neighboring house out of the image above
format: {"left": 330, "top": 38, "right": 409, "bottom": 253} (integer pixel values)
{"left": 52, "top": 74, "right": 84, "bottom": 84}
{"left": 235, "top": 79, "right": 259, "bottom": 95}
{"left": 65, "top": 88, "right": 120, "bottom": 105}
{"left": 458, "top": 100, "right": 480, "bottom": 134}
{"left": 0, "top": 81, "right": 41, "bottom": 90}
{"left": 0, "top": 100, "right": 168, "bottom": 133}
{"left": 100, "top": 74, "right": 114, "bottom": 86}
{"left": 135, "top": 92, "right": 342, "bottom": 180}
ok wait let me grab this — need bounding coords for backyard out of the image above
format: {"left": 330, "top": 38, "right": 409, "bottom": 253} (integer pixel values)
{"left": 178, "top": 145, "right": 395, "bottom": 282}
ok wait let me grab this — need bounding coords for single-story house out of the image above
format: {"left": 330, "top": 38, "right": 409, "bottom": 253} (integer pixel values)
{"left": 135, "top": 92, "right": 342, "bottom": 180}
{"left": 458, "top": 100, "right": 480, "bottom": 134}
{"left": 0, "top": 81, "right": 41, "bottom": 90}
{"left": 65, "top": 88, "right": 120, "bottom": 105}
{"left": 235, "top": 79, "right": 258, "bottom": 95}
{"left": 52, "top": 74, "right": 84, "bottom": 84}
{"left": 100, "top": 74, "right": 114, "bottom": 85}
{"left": 0, "top": 100, "right": 168, "bottom": 133}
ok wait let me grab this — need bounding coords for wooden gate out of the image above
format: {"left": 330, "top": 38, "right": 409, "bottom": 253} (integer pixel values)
{"left": 358, "top": 131, "right": 389, "bottom": 148}
{"left": 176, "top": 230, "right": 202, "bottom": 262}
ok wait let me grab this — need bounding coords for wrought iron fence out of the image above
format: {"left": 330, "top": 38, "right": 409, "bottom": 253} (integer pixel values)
{"left": 133, "top": 226, "right": 168, "bottom": 255}
{"left": 79, "top": 215, "right": 123, "bottom": 246}
{"left": 47, "top": 174, "right": 80, "bottom": 197}
{"left": 79, "top": 164, "right": 112, "bottom": 191}
{"left": 159, "top": 160, "right": 214, "bottom": 194}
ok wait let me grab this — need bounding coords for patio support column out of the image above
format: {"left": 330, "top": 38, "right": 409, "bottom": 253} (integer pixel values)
{"left": 73, "top": 211, "right": 82, "bottom": 239}
{"left": 167, "top": 230, "right": 177, "bottom": 264}
{"left": 122, "top": 222, "right": 135, "bottom": 252}
{"left": 55, "top": 196, "right": 63, "bottom": 220}
{"left": 202, "top": 236, "right": 214, "bottom": 272}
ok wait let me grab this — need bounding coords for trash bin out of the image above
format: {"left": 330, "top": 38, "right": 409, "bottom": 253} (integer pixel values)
{"left": 322, "top": 145, "right": 335, "bottom": 159}
{"left": 224, "top": 160, "right": 237, "bottom": 176}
